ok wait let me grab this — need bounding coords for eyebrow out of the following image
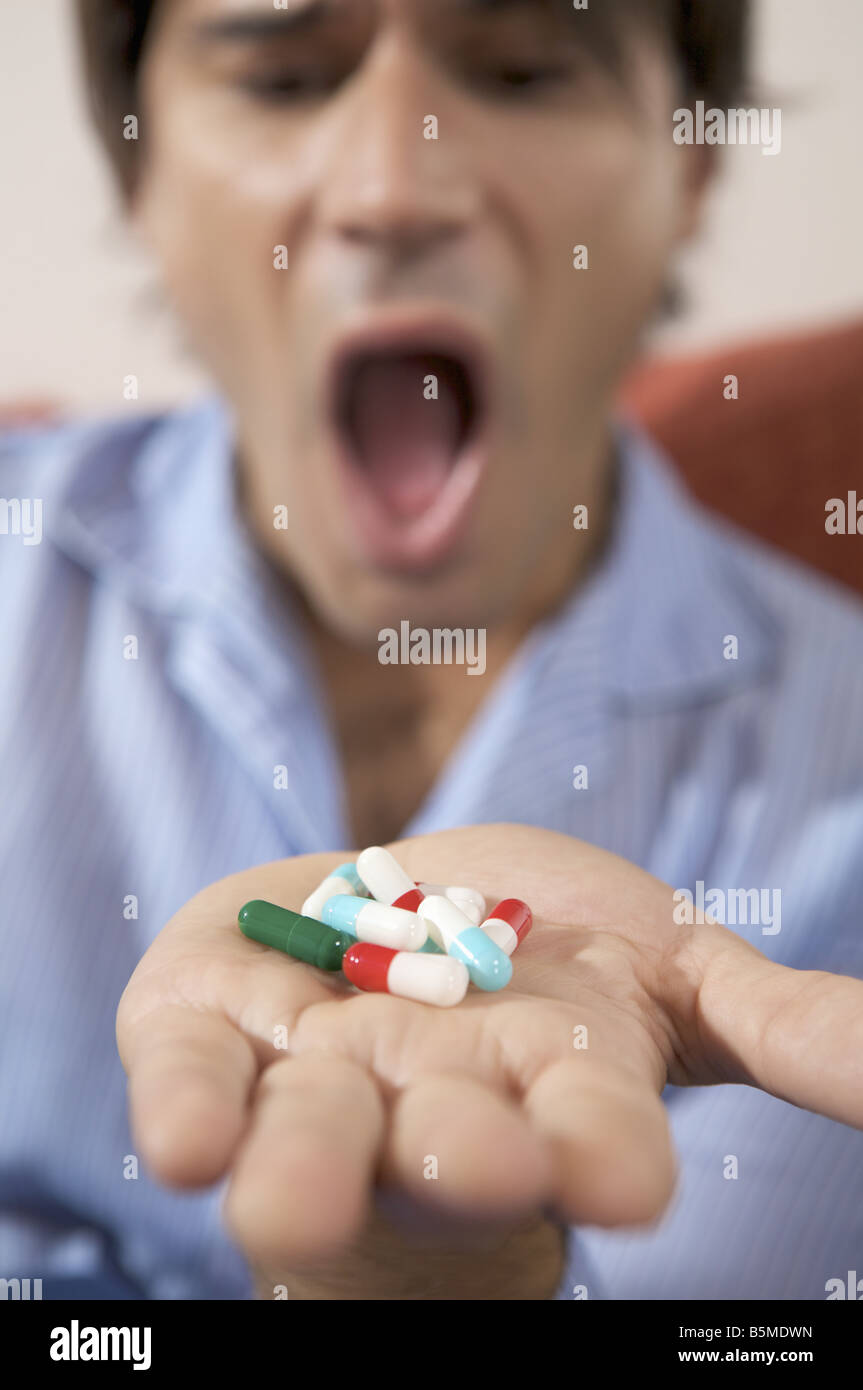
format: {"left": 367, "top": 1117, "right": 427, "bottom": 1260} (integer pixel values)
{"left": 460, "top": 0, "right": 539, "bottom": 10}
{"left": 190, "top": 2, "right": 338, "bottom": 45}
{"left": 190, "top": 0, "right": 539, "bottom": 46}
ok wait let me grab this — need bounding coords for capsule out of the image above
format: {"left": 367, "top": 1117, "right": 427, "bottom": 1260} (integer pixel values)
{"left": 416, "top": 882, "right": 486, "bottom": 926}
{"left": 238, "top": 900, "right": 353, "bottom": 971}
{"left": 480, "top": 899, "right": 533, "bottom": 956}
{"left": 322, "top": 895, "right": 427, "bottom": 951}
{"left": 357, "top": 845, "right": 424, "bottom": 911}
{"left": 417, "top": 895, "right": 512, "bottom": 992}
{"left": 343, "top": 942, "right": 469, "bottom": 1008}
{"left": 302, "top": 862, "right": 367, "bottom": 920}
{"left": 418, "top": 936, "right": 445, "bottom": 954}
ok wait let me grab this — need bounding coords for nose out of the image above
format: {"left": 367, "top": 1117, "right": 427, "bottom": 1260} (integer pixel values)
{"left": 316, "top": 37, "right": 479, "bottom": 260}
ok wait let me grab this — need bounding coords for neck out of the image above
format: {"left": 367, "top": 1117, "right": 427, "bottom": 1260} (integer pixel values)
{"left": 298, "top": 449, "right": 617, "bottom": 845}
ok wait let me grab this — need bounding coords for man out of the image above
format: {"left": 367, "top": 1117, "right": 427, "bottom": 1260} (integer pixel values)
{"left": 1, "top": 0, "right": 862, "bottom": 1300}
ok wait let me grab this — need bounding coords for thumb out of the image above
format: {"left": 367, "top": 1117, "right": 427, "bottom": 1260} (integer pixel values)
{"left": 668, "top": 924, "right": 863, "bottom": 1129}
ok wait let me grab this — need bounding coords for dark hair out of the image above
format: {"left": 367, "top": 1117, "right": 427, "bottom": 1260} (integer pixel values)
{"left": 76, "top": 0, "right": 750, "bottom": 201}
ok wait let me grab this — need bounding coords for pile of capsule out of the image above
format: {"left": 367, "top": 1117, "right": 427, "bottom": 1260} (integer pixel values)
{"left": 238, "top": 845, "right": 532, "bottom": 1008}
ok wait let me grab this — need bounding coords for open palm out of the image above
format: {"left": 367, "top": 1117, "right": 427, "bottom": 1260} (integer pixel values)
{"left": 117, "top": 823, "right": 863, "bottom": 1284}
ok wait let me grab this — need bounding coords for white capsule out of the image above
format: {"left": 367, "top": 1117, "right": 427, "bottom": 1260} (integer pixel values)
{"left": 414, "top": 890, "right": 448, "bottom": 945}
{"left": 417, "top": 893, "right": 476, "bottom": 949}
{"left": 357, "top": 846, "right": 417, "bottom": 905}
{"left": 302, "top": 875, "right": 352, "bottom": 920}
{"left": 354, "top": 901, "right": 427, "bottom": 951}
{"left": 388, "top": 951, "right": 469, "bottom": 1007}
{"left": 417, "top": 883, "right": 486, "bottom": 925}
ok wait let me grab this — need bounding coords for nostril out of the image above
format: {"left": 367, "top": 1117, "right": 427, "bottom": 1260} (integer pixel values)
{"left": 338, "top": 217, "right": 466, "bottom": 258}
{"left": 329, "top": 172, "right": 473, "bottom": 251}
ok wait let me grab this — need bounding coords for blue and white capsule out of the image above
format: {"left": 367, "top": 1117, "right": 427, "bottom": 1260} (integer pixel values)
{"left": 322, "top": 895, "right": 427, "bottom": 952}
{"left": 302, "top": 862, "right": 368, "bottom": 920}
{"left": 417, "top": 895, "right": 512, "bottom": 992}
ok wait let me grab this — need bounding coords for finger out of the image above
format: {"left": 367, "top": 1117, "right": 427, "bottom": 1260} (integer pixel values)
{"left": 224, "top": 1054, "right": 384, "bottom": 1267}
{"left": 119, "top": 1002, "right": 257, "bottom": 1188}
{"left": 524, "top": 1057, "right": 676, "bottom": 1226}
{"left": 383, "top": 1072, "right": 553, "bottom": 1220}
{"left": 674, "top": 926, "right": 863, "bottom": 1128}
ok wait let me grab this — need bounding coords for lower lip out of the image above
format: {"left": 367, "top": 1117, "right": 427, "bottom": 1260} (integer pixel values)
{"left": 331, "top": 433, "right": 487, "bottom": 574}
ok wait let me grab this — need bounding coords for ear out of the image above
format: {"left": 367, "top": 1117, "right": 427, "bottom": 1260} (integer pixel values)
{"left": 674, "top": 142, "right": 717, "bottom": 243}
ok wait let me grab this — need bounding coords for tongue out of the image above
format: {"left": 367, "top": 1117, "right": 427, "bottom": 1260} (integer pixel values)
{"left": 349, "top": 357, "right": 462, "bottom": 519}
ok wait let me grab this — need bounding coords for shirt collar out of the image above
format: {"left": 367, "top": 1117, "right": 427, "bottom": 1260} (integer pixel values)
{"left": 50, "top": 394, "right": 780, "bottom": 712}
{"left": 52, "top": 395, "right": 266, "bottom": 615}
{"left": 50, "top": 395, "right": 319, "bottom": 718}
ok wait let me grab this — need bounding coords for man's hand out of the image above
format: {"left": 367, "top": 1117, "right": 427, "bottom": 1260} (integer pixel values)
{"left": 116, "top": 824, "right": 863, "bottom": 1299}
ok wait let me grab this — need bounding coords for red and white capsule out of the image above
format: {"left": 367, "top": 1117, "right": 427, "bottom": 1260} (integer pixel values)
{"left": 357, "top": 845, "right": 424, "bottom": 911}
{"left": 479, "top": 899, "right": 533, "bottom": 956}
{"left": 343, "top": 942, "right": 469, "bottom": 1008}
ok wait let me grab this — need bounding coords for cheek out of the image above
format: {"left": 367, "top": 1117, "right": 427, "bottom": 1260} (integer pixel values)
{"left": 593, "top": 144, "right": 683, "bottom": 289}
{"left": 548, "top": 128, "right": 679, "bottom": 276}
{"left": 135, "top": 115, "right": 307, "bottom": 386}
{"left": 519, "top": 128, "right": 684, "bottom": 385}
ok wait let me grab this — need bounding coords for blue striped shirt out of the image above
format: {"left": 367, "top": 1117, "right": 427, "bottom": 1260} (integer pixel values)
{"left": 1, "top": 395, "right": 862, "bottom": 1300}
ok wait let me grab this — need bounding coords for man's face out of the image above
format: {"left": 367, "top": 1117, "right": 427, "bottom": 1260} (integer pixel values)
{"left": 134, "top": 0, "right": 703, "bottom": 639}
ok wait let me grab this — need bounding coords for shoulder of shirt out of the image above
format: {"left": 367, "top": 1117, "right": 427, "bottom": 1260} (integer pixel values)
{"left": 665, "top": 490, "right": 863, "bottom": 746}
{"left": 607, "top": 423, "right": 863, "bottom": 715}
{"left": 0, "top": 400, "right": 224, "bottom": 592}
{"left": 0, "top": 410, "right": 159, "bottom": 571}
{"left": 0, "top": 404, "right": 189, "bottom": 490}
{"left": 700, "top": 501, "right": 863, "bottom": 655}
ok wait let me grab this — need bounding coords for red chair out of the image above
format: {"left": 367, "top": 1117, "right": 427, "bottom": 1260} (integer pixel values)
{"left": 620, "top": 319, "right": 863, "bottom": 597}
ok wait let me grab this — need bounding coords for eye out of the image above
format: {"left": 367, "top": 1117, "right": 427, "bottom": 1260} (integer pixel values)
{"left": 500, "top": 66, "right": 566, "bottom": 86}
{"left": 471, "top": 63, "right": 573, "bottom": 97}
{"left": 237, "top": 68, "right": 342, "bottom": 102}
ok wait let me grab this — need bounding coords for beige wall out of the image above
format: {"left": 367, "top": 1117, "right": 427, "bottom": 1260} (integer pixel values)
{"left": 1, "top": 0, "right": 862, "bottom": 413}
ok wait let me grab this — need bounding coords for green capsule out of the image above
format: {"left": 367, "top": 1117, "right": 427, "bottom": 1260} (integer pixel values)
{"left": 238, "top": 899, "right": 354, "bottom": 971}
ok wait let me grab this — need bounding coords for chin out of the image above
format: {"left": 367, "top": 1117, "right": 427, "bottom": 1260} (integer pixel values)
{"left": 309, "top": 563, "right": 511, "bottom": 646}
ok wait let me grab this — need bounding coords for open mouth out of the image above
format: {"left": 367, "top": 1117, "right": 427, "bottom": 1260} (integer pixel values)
{"left": 326, "top": 323, "right": 491, "bottom": 569}
{"left": 336, "top": 350, "right": 479, "bottom": 520}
